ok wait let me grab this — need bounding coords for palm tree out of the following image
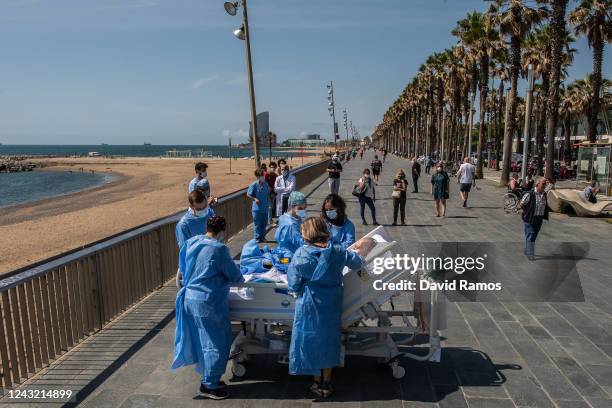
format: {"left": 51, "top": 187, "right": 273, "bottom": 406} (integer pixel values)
{"left": 487, "top": 0, "right": 548, "bottom": 185}
{"left": 453, "top": 11, "right": 503, "bottom": 178}
{"left": 569, "top": 0, "right": 612, "bottom": 142}
{"left": 544, "top": 0, "right": 570, "bottom": 179}
{"left": 523, "top": 24, "right": 576, "bottom": 174}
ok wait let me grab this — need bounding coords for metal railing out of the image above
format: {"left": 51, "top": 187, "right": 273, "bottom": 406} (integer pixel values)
{"left": 0, "top": 158, "right": 329, "bottom": 388}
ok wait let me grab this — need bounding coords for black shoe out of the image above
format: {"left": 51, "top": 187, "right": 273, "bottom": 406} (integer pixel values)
{"left": 217, "top": 381, "right": 227, "bottom": 389}
{"left": 310, "top": 381, "right": 322, "bottom": 395}
{"left": 372, "top": 221, "right": 379, "bottom": 226}
{"left": 392, "top": 222, "right": 397, "bottom": 226}
{"left": 199, "top": 384, "right": 229, "bottom": 400}
{"left": 462, "top": 200, "right": 467, "bottom": 207}
{"left": 362, "top": 221, "right": 368, "bottom": 225}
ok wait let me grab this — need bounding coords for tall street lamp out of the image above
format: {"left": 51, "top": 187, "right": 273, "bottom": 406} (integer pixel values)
{"left": 327, "top": 81, "right": 338, "bottom": 149}
{"left": 343, "top": 109, "right": 350, "bottom": 146}
{"left": 224, "top": 1, "right": 260, "bottom": 167}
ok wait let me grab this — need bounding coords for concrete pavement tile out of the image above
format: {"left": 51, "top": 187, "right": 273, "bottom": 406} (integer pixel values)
{"left": 465, "top": 397, "right": 516, "bottom": 408}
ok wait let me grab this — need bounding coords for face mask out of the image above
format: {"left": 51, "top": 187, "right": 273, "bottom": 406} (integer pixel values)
{"left": 296, "top": 209, "right": 307, "bottom": 218}
{"left": 282, "top": 170, "right": 289, "bottom": 176}
{"left": 326, "top": 209, "right": 338, "bottom": 220}
{"left": 193, "top": 208, "right": 206, "bottom": 217}
{"left": 258, "top": 176, "right": 265, "bottom": 182}
{"left": 199, "top": 171, "right": 207, "bottom": 178}
{"left": 364, "top": 174, "right": 370, "bottom": 178}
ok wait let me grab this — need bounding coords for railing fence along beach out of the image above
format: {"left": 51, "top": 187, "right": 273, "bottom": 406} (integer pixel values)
{"left": 0, "top": 159, "right": 330, "bottom": 389}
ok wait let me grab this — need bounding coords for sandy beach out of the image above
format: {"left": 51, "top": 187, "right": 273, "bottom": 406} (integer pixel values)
{"left": 0, "top": 154, "right": 322, "bottom": 275}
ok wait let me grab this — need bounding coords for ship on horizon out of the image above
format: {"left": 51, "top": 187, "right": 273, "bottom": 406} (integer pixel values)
{"left": 144, "top": 142, "right": 152, "bottom": 146}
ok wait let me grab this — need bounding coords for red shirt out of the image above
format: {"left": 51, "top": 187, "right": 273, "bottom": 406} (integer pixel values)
{"left": 265, "top": 171, "right": 277, "bottom": 191}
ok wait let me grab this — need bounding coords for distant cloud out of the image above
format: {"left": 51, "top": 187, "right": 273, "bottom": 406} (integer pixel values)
{"left": 191, "top": 75, "right": 219, "bottom": 89}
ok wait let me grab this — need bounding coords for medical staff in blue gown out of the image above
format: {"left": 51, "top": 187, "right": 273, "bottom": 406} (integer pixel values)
{"left": 172, "top": 216, "right": 243, "bottom": 401}
{"left": 246, "top": 168, "right": 269, "bottom": 242}
{"left": 321, "top": 194, "right": 355, "bottom": 250}
{"left": 287, "top": 217, "right": 363, "bottom": 399}
{"left": 176, "top": 189, "right": 215, "bottom": 248}
{"left": 274, "top": 191, "right": 307, "bottom": 253}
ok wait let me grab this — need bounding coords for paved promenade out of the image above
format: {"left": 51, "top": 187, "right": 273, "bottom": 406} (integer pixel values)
{"left": 5, "top": 151, "right": 612, "bottom": 408}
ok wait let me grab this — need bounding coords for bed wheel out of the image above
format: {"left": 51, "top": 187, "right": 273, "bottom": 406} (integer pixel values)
{"left": 391, "top": 364, "right": 405, "bottom": 379}
{"left": 232, "top": 363, "right": 246, "bottom": 378}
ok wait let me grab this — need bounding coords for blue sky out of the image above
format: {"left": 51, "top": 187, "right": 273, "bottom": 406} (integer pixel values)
{"left": 0, "top": 0, "right": 606, "bottom": 145}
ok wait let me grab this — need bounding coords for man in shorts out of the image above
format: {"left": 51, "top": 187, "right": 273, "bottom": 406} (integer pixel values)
{"left": 371, "top": 155, "right": 383, "bottom": 182}
{"left": 456, "top": 157, "right": 476, "bottom": 207}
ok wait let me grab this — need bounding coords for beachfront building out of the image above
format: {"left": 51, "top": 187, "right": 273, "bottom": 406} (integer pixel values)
{"left": 282, "top": 134, "right": 329, "bottom": 147}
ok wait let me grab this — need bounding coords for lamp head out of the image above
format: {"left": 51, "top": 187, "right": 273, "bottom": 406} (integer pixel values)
{"left": 233, "top": 24, "right": 245, "bottom": 40}
{"left": 224, "top": 1, "right": 238, "bottom": 16}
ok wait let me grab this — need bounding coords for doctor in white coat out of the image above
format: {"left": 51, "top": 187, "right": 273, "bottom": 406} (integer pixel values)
{"left": 274, "top": 164, "right": 296, "bottom": 217}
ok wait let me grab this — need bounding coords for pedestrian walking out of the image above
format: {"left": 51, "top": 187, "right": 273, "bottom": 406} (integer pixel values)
{"left": 274, "top": 164, "right": 296, "bottom": 217}
{"left": 518, "top": 178, "right": 549, "bottom": 260}
{"left": 411, "top": 158, "right": 421, "bottom": 193}
{"left": 430, "top": 163, "right": 450, "bottom": 217}
{"left": 359, "top": 148, "right": 364, "bottom": 160}
{"left": 383, "top": 149, "right": 388, "bottom": 162}
{"left": 424, "top": 156, "right": 433, "bottom": 174}
{"left": 392, "top": 169, "right": 408, "bottom": 225}
{"left": 456, "top": 157, "right": 476, "bottom": 207}
{"left": 370, "top": 155, "right": 383, "bottom": 182}
{"left": 326, "top": 154, "right": 343, "bottom": 194}
{"left": 354, "top": 169, "right": 378, "bottom": 226}
{"left": 246, "top": 169, "right": 269, "bottom": 242}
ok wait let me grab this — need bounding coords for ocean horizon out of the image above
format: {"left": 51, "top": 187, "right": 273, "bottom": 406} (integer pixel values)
{"left": 0, "top": 144, "right": 320, "bottom": 158}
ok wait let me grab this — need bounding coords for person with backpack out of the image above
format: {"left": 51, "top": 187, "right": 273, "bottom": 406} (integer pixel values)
{"left": 354, "top": 169, "right": 378, "bottom": 225}
{"left": 518, "top": 177, "right": 549, "bottom": 260}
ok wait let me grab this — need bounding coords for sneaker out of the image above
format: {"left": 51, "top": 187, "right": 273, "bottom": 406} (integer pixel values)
{"left": 462, "top": 200, "right": 467, "bottom": 207}
{"left": 310, "top": 381, "right": 322, "bottom": 395}
{"left": 319, "top": 382, "right": 334, "bottom": 398}
{"left": 199, "top": 384, "right": 229, "bottom": 400}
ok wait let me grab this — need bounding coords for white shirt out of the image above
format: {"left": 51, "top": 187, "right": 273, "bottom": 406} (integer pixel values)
{"left": 457, "top": 163, "right": 475, "bottom": 184}
{"left": 274, "top": 174, "right": 296, "bottom": 196}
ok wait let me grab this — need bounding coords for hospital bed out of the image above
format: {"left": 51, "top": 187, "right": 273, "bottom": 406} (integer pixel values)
{"left": 228, "top": 226, "right": 446, "bottom": 379}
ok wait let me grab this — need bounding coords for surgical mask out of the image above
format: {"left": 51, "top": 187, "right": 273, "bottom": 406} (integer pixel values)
{"left": 364, "top": 174, "right": 370, "bottom": 178}
{"left": 296, "top": 209, "right": 307, "bottom": 218}
{"left": 193, "top": 208, "right": 206, "bottom": 217}
{"left": 326, "top": 209, "right": 338, "bottom": 220}
{"left": 282, "top": 170, "right": 289, "bottom": 177}
{"left": 258, "top": 176, "right": 265, "bottom": 182}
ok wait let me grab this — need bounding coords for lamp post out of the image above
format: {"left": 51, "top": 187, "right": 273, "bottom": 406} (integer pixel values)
{"left": 327, "top": 81, "right": 338, "bottom": 149}
{"left": 224, "top": 1, "right": 260, "bottom": 167}
{"left": 343, "top": 109, "right": 350, "bottom": 147}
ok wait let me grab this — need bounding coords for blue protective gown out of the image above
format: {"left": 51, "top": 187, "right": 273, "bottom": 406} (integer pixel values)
{"left": 247, "top": 181, "right": 269, "bottom": 241}
{"left": 171, "top": 236, "right": 244, "bottom": 388}
{"left": 288, "top": 243, "right": 363, "bottom": 376}
{"left": 326, "top": 219, "right": 356, "bottom": 250}
{"left": 175, "top": 207, "right": 215, "bottom": 248}
{"left": 274, "top": 213, "right": 304, "bottom": 254}
{"left": 188, "top": 176, "right": 211, "bottom": 199}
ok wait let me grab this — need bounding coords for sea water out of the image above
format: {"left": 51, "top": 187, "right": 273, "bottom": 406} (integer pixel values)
{"left": 0, "top": 145, "right": 318, "bottom": 158}
{"left": 0, "top": 171, "right": 115, "bottom": 208}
